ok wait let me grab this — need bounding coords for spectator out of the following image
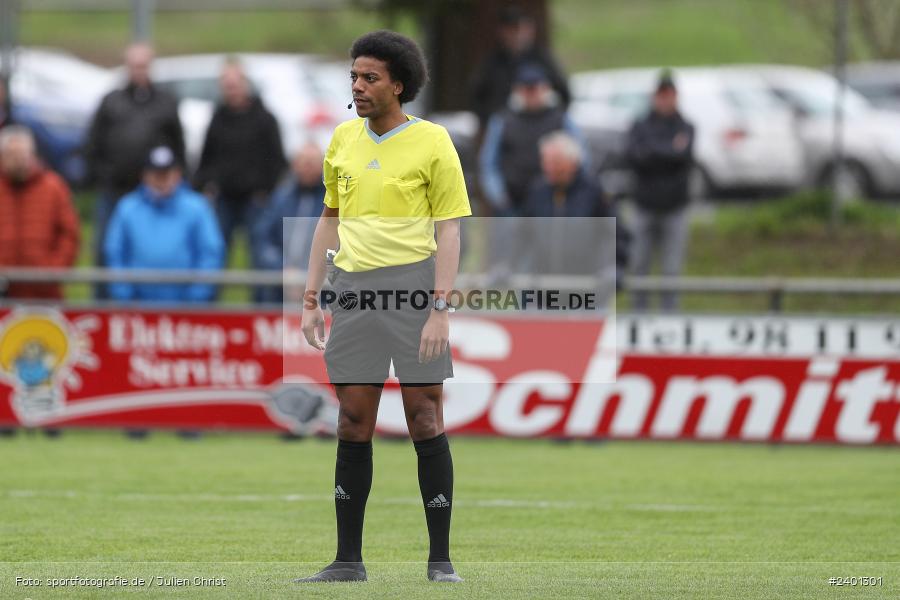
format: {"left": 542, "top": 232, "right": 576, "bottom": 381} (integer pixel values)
{"left": 0, "top": 126, "right": 80, "bottom": 300}
{"left": 479, "top": 64, "right": 583, "bottom": 215}
{"left": 479, "top": 64, "right": 584, "bottom": 279}
{"left": 469, "top": 6, "right": 570, "bottom": 133}
{"left": 0, "top": 79, "right": 13, "bottom": 129}
{"left": 84, "top": 43, "right": 185, "bottom": 297}
{"left": 625, "top": 71, "right": 695, "bottom": 312}
{"left": 523, "top": 131, "right": 626, "bottom": 302}
{"left": 253, "top": 142, "right": 325, "bottom": 303}
{"left": 104, "top": 146, "right": 224, "bottom": 303}
{"left": 194, "top": 57, "right": 286, "bottom": 269}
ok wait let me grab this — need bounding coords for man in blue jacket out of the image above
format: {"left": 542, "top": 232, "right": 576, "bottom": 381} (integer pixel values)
{"left": 104, "top": 146, "right": 224, "bottom": 303}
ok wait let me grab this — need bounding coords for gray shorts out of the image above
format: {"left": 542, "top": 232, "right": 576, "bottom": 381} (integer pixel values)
{"left": 324, "top": 256, "right": 453, "bottom": 385}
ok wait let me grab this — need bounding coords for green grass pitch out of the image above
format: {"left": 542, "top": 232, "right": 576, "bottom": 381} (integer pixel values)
{"left": 1, "top": 431, "right": 898, "bottom": 599}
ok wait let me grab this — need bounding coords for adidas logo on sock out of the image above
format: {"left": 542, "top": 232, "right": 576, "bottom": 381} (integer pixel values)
{"left": 366, "top": 159, "right": 380, "bottom": 170}
{"left": 334, "top": 485, "right": 350, "bottom": 500}
{"left": 427, "top": 493, "right": 450, "bottom": 508}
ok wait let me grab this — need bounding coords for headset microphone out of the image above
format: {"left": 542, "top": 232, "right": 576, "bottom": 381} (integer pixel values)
{"left": 347, "top": 99, "right": 353, "bottom": 109}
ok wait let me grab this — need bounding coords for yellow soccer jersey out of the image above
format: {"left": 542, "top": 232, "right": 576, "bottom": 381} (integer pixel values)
{"left": 322, "top": 116, "right": 471, "bottom": 272}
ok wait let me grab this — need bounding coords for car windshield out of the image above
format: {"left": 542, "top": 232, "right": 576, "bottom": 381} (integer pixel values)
{"left": 773, "top": 78, "right": 869, "bottom": 117}
{"left": 723, "top": 85, "right": 784, "bottom": 113}
{"left": 606, "top": 90, "right": 651, "bottom": 118}
{"left": 155, "top": 76, "right": 261, "bottom": 103}
{"left": 852, "top": 82, "right": 900, "bottom": 102}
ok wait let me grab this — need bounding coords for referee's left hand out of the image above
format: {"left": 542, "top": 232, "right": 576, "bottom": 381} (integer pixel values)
{"left": 419, "top": 311, "right": 449, "bottom": 363}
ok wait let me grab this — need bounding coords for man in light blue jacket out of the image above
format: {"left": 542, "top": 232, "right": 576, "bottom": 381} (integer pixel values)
{"left": 104, "top": 146, "right": 224, "bottom": 303}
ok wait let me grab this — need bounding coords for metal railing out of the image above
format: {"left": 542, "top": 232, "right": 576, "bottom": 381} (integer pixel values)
{"left": 2, "top": 267, "right": 899, "bottom": 312}
{"left": 627, "top": 276, "right": 900, "bottom": 311}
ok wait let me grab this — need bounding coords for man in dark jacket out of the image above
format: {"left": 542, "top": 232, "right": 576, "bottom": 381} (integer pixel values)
{"left": 479, "top": 64, "right": 583, "bottom": 215}
{"left": 253, "top": 142, "right": 325, "bottom": 303}
{"left": 625, "top": 72, "right": 695, "bottom": 312}
{"left": 524, "top": 130, "right": 625, "bottom": 304}
{"left": 85, "top": 43, "right": 185, "bottom": 298}
{"left": 469, "top": 6, "right": 570, "bottom": 133}
{"left": 194, "top": 57, "right": 286, "bottom": 279}
{"left": 479, "top": 64, "right": 583, "bottom": 279}
{"left": 0, "top": 80, "right": 12, "bottom": 130}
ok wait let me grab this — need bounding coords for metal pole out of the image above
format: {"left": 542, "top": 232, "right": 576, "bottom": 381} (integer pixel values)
{"left": 0, "top": 0, "right": 19, "bottom": 118}
{"left": 131, "top": 0, "right": 155, "bottom": 43}
{"left": 830, "top": 0, "right": 849, "bottom": 232}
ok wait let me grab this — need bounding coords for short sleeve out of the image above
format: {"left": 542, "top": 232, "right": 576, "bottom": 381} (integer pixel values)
{"left": 322, "top": 133, "right": 340, "bottom": 209}
{"left": 427, "top": 128, "right": 472, "bottom": 220}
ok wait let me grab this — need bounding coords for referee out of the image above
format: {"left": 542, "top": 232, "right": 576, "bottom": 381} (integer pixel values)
{"left": 295, "top": 31, "right": 471, "bottom": 583}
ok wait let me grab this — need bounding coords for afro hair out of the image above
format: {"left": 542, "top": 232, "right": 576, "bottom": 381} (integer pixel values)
{"left": 350, "top": 30, "right": 429, "bottom": 105}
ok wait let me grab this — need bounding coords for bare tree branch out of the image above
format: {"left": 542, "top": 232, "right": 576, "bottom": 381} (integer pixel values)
{"left": 791, "top": 0, "right": 900, "bottom": 60}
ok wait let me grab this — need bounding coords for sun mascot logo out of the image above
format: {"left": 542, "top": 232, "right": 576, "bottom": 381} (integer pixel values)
{"left": 0, "top": 309, "right": 98, "bottom": 425}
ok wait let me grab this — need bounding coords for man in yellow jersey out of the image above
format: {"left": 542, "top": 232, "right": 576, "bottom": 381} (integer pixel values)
{"left": 294, "top": 31, "right": 470, "bottom": 584}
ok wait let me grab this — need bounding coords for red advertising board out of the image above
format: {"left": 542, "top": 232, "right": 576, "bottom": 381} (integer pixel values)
{"left": 1, "top": 306, "right": 898, "bottom": 444}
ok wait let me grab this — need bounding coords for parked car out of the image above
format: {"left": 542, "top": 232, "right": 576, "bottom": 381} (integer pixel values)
{"left": 8, "top": 47, "right": 114, "bottom": 185}
{"left": 569, "top": 67, "right": 807, "bottom": 200}
{"left": 846, "top": 62, "right": 900, "bottom": 113}
{"left": 140, "top": 53, "right": 354, "bottom": 163}
{"left": 746, "top": 65, "right": 900, "bottom": 199}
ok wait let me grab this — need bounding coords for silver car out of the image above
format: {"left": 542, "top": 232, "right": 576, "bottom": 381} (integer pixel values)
{"left": 8, "top": 47, "right": 115, "bottom": 183}
{"left": 846, "top": 61, "right": 900, "bottom": 113}
{"left": 570, "top": 67, "right": 807, "bottom": 199}
{"left": 747, "top": 65, "right": 900, "bottom": 199}
{"left": 133, "top": 53, "right": 354, "bottom": 163}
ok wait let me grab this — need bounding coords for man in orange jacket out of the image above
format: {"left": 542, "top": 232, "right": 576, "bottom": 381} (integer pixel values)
{"left": 0, "top": 125, "right": 81, "bottom": 300}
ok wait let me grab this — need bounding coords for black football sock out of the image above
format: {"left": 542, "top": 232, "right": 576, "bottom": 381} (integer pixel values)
{"left": 414, "top": 433, "right": 454, "bottom": 564}
{"left": 333, "top": 439, "right": 373, "bottom": 563}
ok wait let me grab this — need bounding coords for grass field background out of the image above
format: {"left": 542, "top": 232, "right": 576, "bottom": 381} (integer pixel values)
{"left": 16, "top": 0, "right": 873, "bottom": 70}
{"left": 1, "top": 431, "right": 898, "bottom": 599}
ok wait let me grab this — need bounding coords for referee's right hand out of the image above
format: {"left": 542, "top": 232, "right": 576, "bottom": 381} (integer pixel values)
{"left": 301, "top": 306, "right": 327, "bottom": 350}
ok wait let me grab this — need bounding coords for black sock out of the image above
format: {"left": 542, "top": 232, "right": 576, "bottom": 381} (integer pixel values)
{"left": 334, "top": 439, "right": 373, "bottom": 563}
{"left": 414, "top": 433, "right": 454, "bottom": 564}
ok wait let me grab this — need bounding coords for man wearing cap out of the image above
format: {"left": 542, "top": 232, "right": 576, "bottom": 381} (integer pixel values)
{"left": 478, "top": 63, "right": 585, "bottom": 276}
{"left": 469, "top": 6, "right": 570, "bottom": 133}
{"left": 104, "top": 146, "right": 224, "bottom": 303}
{"left": 85, "top": 43, "right": 185, "bottom": 298}
{"left": 625, "top": 71, "right": 695, "bottom": 311}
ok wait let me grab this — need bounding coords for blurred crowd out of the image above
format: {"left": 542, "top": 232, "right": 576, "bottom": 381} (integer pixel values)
{"left": 0, "top": 5, "right": 705, "bottom": 311}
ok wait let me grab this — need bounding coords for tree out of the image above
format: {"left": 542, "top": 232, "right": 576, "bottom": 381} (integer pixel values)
{"left": 371, "top": 0, "right": 550, "bottom": 111}
{"left": 789, "top": 0, "right": 900, "bottom": 60}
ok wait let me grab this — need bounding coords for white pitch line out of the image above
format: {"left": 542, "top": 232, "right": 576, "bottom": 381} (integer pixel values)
{"left": 3, "top": 489, "right": 893, "bottom": 516}
{"left": 625, "top": 503, "right": 724, "bottom": 512}
{"left": 3, "top": 489, "right": 586, "bottom": 510}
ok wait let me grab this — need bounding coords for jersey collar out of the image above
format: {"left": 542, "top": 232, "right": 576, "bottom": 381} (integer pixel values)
{"left": 364, "top": 115, "right": 420, "bottom": 144}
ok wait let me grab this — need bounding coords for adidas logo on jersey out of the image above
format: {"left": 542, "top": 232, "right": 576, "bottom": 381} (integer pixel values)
{"left": 366, "top": 159, "right": 381, "bottom": 170}
{"left": 334, "top": 485, "right": 350, "bottom": 500}
{"left": 427, "top": 493, "right": 450, "bottom": 508}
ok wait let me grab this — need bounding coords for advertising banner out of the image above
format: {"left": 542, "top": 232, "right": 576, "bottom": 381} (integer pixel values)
{"left": 1, "top": 306, "right": 898, "bottom": 444}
